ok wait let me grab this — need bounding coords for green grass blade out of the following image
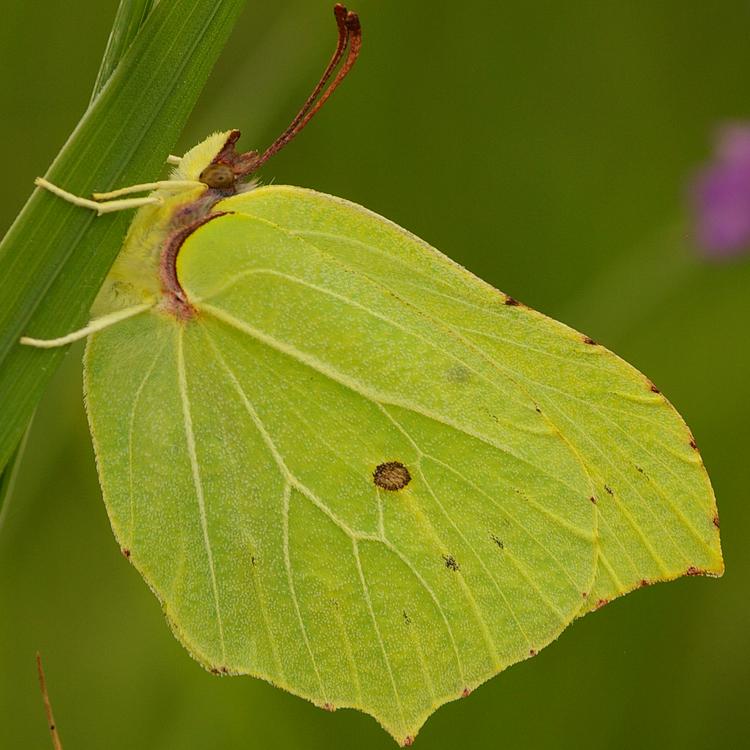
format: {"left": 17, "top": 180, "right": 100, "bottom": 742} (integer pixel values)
{"left": 0, "top": 0, "right": 246, "bottom": 471}
{"left": 5, "top": 0, "right": 157, "bottom": 490}
{"left": 90, "top": 0, "right": 156, "bottom": 103}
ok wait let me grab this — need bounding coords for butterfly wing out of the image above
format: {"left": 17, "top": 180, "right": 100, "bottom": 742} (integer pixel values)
{"left": 83, "top": 185, "right": 721, "bottom": 743}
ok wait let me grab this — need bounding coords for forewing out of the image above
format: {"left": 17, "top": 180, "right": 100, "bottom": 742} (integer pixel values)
{"left": 219, "top": 185, "right": 723, "bottom": 608}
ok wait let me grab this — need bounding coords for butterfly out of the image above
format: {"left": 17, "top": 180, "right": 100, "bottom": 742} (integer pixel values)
{"left": 22, "top": 4, "right": 722, "bottom": 744}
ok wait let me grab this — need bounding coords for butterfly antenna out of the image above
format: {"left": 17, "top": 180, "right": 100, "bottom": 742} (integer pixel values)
{"left": 285, "top": 4, "right": 350, "bottom": 133}
{"left": 252, "top": 4, "right": 361, "bottom": 170}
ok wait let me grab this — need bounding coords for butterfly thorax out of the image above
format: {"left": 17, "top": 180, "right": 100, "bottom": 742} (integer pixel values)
{"left": 92, "top": 130, "right": 256, "bottom": 319}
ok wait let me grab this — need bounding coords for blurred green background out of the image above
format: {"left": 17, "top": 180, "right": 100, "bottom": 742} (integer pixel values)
{"left": 1, "top": 1, "right": 748, "bottom": 748}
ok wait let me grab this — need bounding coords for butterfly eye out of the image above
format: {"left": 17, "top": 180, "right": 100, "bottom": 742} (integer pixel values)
{"left": 199, "top": 163, "right": 236, "bottom": 190}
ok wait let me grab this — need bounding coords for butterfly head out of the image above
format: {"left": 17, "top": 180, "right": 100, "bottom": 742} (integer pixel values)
{"left": 168, "top": 130, "right": 256, "bottom": 196}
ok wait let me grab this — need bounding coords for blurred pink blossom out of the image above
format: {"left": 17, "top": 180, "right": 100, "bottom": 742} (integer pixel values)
{"left": 693, "top": 124, "right": 750, "bottom": 259}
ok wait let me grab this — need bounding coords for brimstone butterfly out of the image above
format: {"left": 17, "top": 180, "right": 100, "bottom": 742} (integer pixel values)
{"left": 21, "top": 4, "right": 722, "bottom": 744}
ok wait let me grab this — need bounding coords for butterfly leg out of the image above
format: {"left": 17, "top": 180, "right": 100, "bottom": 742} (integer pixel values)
{"left": 92, "top": 180, "right": 202, "bottom": 200}
{"left": 19, "top": 303, "right": 154, "bottom": 349}
{"left": 35, "top": 177, "right": 163, "bottom": 215}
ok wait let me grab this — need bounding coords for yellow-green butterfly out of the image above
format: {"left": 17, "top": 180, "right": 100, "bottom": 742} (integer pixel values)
{"left": 22, "top": 4, "right": 722, "bottom": 745}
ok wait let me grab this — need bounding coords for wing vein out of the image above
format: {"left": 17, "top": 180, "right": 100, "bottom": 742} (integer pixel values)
{"left": 125, "top": 329, "right": 169, "bottom": 546}
{"left": 282, "top": 483, "right": 329, "bottom": 700}
{"left": 353, "top": 538, "right": 408, "bottom": 736}
{"left": 176, "top": 327, "right": 227, "bottom": 663}
{"left": 201, "top": 326, "right": 361, "bottom": 539}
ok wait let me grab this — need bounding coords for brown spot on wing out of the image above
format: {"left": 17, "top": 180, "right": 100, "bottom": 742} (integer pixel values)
{"left": 373, "top": 461, "right": 411, "bottom": 491}
{"left": 443, "top": 554, "right": 460, "bottom": 571}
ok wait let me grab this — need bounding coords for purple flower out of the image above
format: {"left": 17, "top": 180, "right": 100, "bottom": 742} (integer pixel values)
{"left": 693, "top": 124, "right": 750, "bottom": 259}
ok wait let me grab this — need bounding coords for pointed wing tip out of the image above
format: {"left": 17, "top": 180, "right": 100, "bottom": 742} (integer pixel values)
{"left": 686, "top": 560, "right": 725, "bottom": 579}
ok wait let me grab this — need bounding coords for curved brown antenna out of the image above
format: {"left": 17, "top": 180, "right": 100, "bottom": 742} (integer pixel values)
{"left": 284, "top": 4, "right": 352, "bottom": 136}
{"left": 233, "top": 4, "right": 361, "bottom": 176}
